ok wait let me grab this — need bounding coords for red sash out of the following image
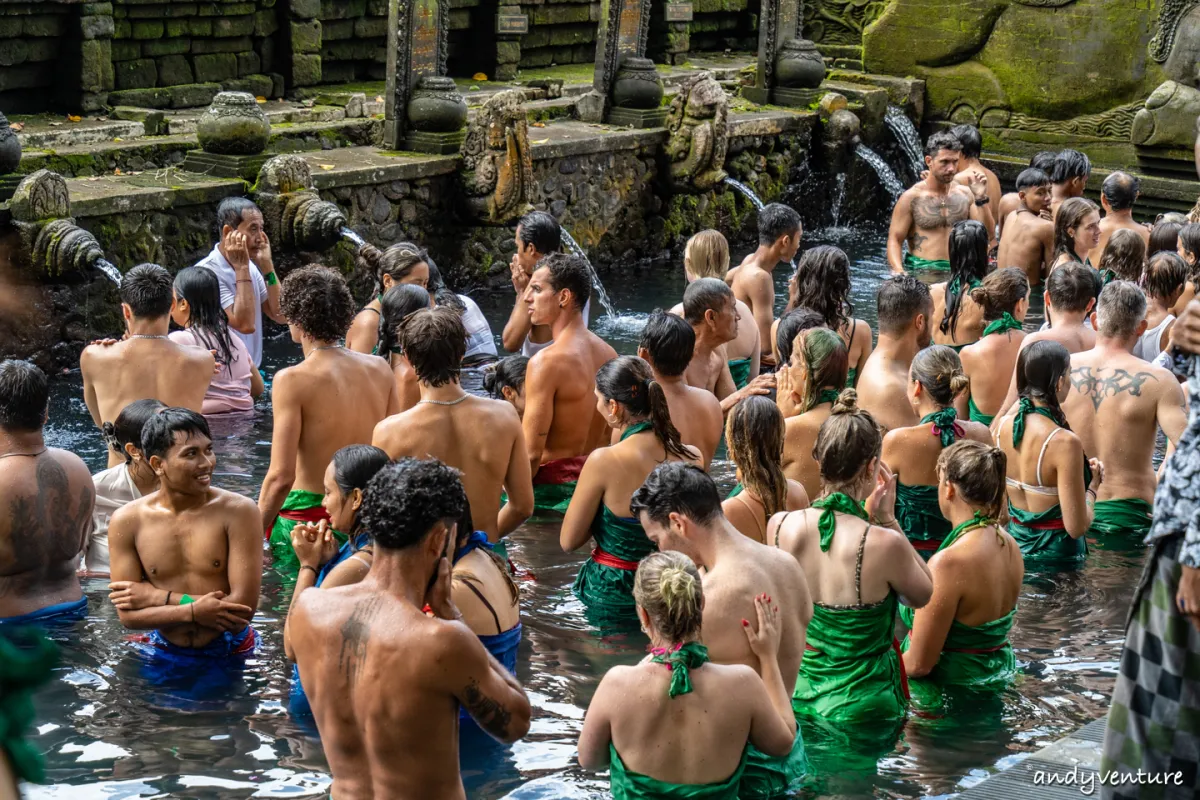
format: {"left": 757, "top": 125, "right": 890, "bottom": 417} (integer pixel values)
{"left": 591, "top": 548, "right": 640, "bottom": 571}
{"left": 533, "top": 455, "right": 587, "bottom": 486}
{"left": 264, "top": 505, "right": 331, "bottom": 539}
{"left": 1026, "top": 518, "right": 1066, "bottom": 530}
{"left": 911, "top": 539, "right": 943, "bottom": 552}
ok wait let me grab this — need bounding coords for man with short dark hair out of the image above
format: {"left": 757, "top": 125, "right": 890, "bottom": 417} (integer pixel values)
{"left": 259, "top": 267, "right": 399, "bottom": 571}
{"left": 638, "top": 310, "right": 724, "bottom": 468}
{"left": 728, "top": 203, "right": 802, "bottom": 366}
{"left": 997, "top": 151, "right": 1057, "bottom": 238}
{"left": 196, "top": 198, "right": 284, "bottom": 366}
{"left": 997, "top": 167, "right": 1055, "bottom": 286}
{"left": 373, "top": 307, "right": 533, "bottom": 541}
{"left": 682, "top": 279, "right": 772, "bottom": 415}
{"left": 502, "top": 210, "right": 591, "bottom": 356}
{"left": 888, "top": 131, "right": 992, "bottom": 273}
{"left": 520, "top": 253, "right": 617, "bottom": 512}
{"left": 950, "top": 123, "right": 1001, "bottom": 238}
{"left": 632, "top": 462, "right": 812, "bottom": 797}
{"left": 81, "top": 263, "right": 215, "bottom": 468}
{"left": 856, "top": 275, "right": 933, "bottom": 431}
{"left": 1049, "top": 149, "right": 1090, "bottom": 220}
{"left": 290, "top": 458, "right": 531, "bottom": 799}
{"left": 0, "top": 360, "right": 94, "bottom": 626}
{"left": 1090, "top": 171, "right": 1150, "bottom": 264}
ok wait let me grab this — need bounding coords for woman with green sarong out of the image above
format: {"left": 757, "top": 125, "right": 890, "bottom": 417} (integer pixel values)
{"left": 882, "top": 346, "right": 991, "bottom": 558}
{"left": 578, "top": 553, "right": 798, "bottom": 800}
{"left": 901, "top": 441, "right": 1023, "bottom": 706}
{"left": 561, "top": 356, "right": 702, "bottom": 622}
{"left": 995, "top": 340, "right": 1104, "bottom": 565}
{"left": 931, "top": 220, "right": 989, "bottom": 352}
{"left": 778, "top": 328, "right": 849, "bottom": 500}
{"left": 723, "top": 397, "right": 809, "bottom": 544}
{"left": 783, "top": 246, "right": 872, "bottom": 387}
{"left": 960, "top": 267, "right": 1030, "bottom": 426}
{"left": 771, "top": 390, "right": 933, "bottom": 723}
{"left": 345, "top": 241, "right": 430, "bottom": 355}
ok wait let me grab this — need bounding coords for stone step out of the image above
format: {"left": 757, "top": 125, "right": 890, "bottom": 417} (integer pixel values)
{"left": 18, "top": 119, "right": 147, "bottom": 151}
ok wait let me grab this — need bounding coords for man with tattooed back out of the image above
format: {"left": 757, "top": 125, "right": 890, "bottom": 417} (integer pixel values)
{"left": 289, "top": 458, "right": 531, "bottom": 799}
{"left": 1062, "top": 281, "right": 1187, "bottom": 541}
{"left": 0, "top": 360, "right": 94, "bottom": 625}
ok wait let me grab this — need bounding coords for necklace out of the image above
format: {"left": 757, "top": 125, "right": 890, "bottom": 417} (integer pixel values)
{"left": 0, "top": 448, "right": 47, "bottom": 460}
{"left": 128, "top": 334, "right": 168, "bottom": 340}
{"left": 419, "top": 394, "right": 469, "bottom": 407}
{"left": 310, "top": 343, "right": 344, "bottom": 353}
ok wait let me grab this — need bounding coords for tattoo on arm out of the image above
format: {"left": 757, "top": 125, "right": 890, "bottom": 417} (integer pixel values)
{"left": 337, "top": 595, "right": 382, "bottom": 686}
{"left": 1070, "top": 367, "right": 1157, "bottom": 411}
{"left": 463, "top": 677, "right": 513, "bottom": 739}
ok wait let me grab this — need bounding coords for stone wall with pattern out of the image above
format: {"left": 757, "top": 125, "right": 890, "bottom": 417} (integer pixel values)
{"left": 0, "top": 3, "right": 79, "bottom": 114}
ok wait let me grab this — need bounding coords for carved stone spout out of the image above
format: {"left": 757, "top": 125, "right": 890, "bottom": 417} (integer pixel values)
{"left": 460, "top": 90, "right": 534, "bottom": 224}
{"left": 11, "top": 169, "right": 106, "bottom": 278}
{"left": 255, "top": 155, "right": 348, "bottom": 253}
{"left": 664, "top": 72, "right": 730, "bottom": 193}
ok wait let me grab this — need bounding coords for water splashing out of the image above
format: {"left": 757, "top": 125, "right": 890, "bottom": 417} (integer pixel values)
{"left": 854, "top": 143, "right": 905, "bottom": 202}
{"left": 884, "top": 106, "right": 924, "bottom": 177}
{"left": 559, "top": 228, "right": 618, "bottom": 321}
{"left": 339, "top": 227, "right": 367, "bottom": 249}
{"left": 93, "top": 258, "right": 122, "bottom": 286}
{"left": 830, "top": 173, "right": 847, "bottom": 227}
{"left": 722, "top": 176, "right": 765, "bottom": 210}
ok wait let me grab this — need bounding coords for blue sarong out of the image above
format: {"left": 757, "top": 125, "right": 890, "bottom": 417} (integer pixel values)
{"left": 133, "top": 625, "right": 258, "bottom": 708}
{"left": 0, "top": 596, "right": 88, "bottom": 628}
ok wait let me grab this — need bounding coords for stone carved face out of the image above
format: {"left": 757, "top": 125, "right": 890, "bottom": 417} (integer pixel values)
{"left": 685, "top": 77, "right": 725, "bottom": 119}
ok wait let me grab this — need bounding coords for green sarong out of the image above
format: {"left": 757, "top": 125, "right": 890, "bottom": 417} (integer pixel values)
{"left": 268, "top": 489, "right": 346, "bottom": 572}
{"left": 1088, "top": 497, "right": 1152, "bottom": 538}
{"left": 573, "top": 505, "right": 656, "bottom": 616}
{"left": 845, "top": 367, "right": 858, "bottom": 388}
{"left": 611, "top": 744, "right": 746, "bottom": 799}
{"left": 728, "top": 358, "right": 752, "bottom": 390}
{"left": 1007, "top": 501, "right": 1087, "bottom": 565}
{"left": 895, "top": 481, "right": 950, "bottom": 559}
{"left": 793, "top": 595, "right": 906, "bottom": 723}
{"left": 904, "top": 253, "right": 951, "bottom": 272}
{"left": 740, "top": 731, "right": 808, "bottom": 800}
{"left": 0, "top": 629, "right": 58, "bottom": 784}
{"left": 519, "top": 454, "right": 588, "bottom": 515}
{"left": 967, "top": 394, "right": 994, "bottom": 426}
{"left": 532, "top": 482, "right": 576, "bottom": 515}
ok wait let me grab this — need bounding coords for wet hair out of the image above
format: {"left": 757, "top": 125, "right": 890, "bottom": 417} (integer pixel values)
{"left": 725, "top": 396, "right": 788, "bottom": 518}
{"left": 120, "top": 263, "right": 174, "bottom": 319}
{"left": 970, "top": 267, "right": 1029, "bottom": 322}
{"left": 454, "top": 496, "right": 519, "bottom": 605}
{"left": 924, "top": 130, "right": 963, "bottom": 159}
{"left": 1016, "top": 168, "right": 1051, "bottom": 192}
{"left": 1179, "top": 223, "right": 1200, "bottom": 279}
{"left": 377, "top": 284, "right": 432, "bottom": 357}
{"left": 1046, "top": 263, "right": 1099, "bottom": 314}
{"left": 949, "top": 124, "right": 982, "bottom": 160}
{"left": 1095, "top": 280, "right": 1147, "bottom": 339}
{"left": 0, "top": 360, "right": 48, "bottom": 432}
{"left": 332, "top": 444, "right": 391, "bottom": 537}
{"left": 140, "top": 407, "right": 211, "bottom": 462}
{"left": 1160, "top": 212, "right": 1190, "bottom": 225}
{"left": 788, "top": 245, "right": 851, "bottom": 331}
{"left": 1054, "top": 197, "right": 1100, "bottom": 259}
{"left": 1029, "top": 151, "right": 1058, "bottom": 172}
{"left": 517, "top": 210, "right": 562, "bottom": 255}
{"left": 682, "top": 277, "right": 734, "bottom": 326}
{"left": 942, "top": 220, "right": 990, "bottom": 337}
{"left": 215, "top": 197, "right": 260, "bottom": 233}
{"left": 104, "top": 398, "right": 165, "bottom": 463}
{"left": 911, "top": 345, "right": 970, "bottom": 407}
{"left": 280, "top": 265, "right": 356, "bottom": 342}
{"left": 812, "top": 389, "right": 882, "bottom": 489}
{"left": 1101, "top": 172, "right": 1139, "bottom": 211}
{"left": 937, "top": 440, "right": 1007, "bottom": 520}
{"left": 483, "top": 355, "right": 529, "bottom": 399}
{"left": 1097, "top": 229, "right": 1147, "bottom": 283}
{"left": 793, "top": 327, "right": 849, "bottom": 412}
{"left": 398, "top": 307, "right": 465, "bottom": 387}
{"left": 684, "top": 230, "right": 731, "bottom": 279}
{"left": 356, "top": 241, "right": 429, "bottom": 297}
{"left": 775, "top": 307, "right": 826, "bottom": 366}
{"left": 757, "top": 203, "right": 801, "bottom": 246}
{"left": 1051, "top": 149, "right": 1090, "bottom": 184}
{"left": 597, "top": 356, "right": 690, "bottom": 460}
{"left": 1143, "top": 251, "right": 1187, "bottom": 301}
{"left": 630, "top": 462, "right": 723, "bottom": 528}
{"left": 877, "top": 274, "right": 932, "bottom": 336}
{"left": 640, "top": 310, "right": 695, "bottom": 378}
{"left": 633, "top": 552, "right": 704, "bottom": 644}
{"left": 425, "top": 257, "right": 465, "bottom": 315}
{"left": 538, "top": 252, "right": 591, "bottom": 311}
{"left": 1149, "top": 220, "right": 1184, "bottom": 257}
{"left": 360, "top": 457, "right": 466, "bottom": 552}
{"left": 1015, "top": 340, "right": 1072, "bottom": 430}
{"left": 174, "top": 267, "right": 236, "bottom": 374}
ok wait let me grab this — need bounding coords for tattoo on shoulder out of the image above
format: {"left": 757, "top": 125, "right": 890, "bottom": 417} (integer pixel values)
{"left": 337, "top": 595, "right": 382, "bottom": 686}
{"left": 1070, "top": 367, "right": 1157, "bottom": 411}
{"left": 463, "top": 677, "right": 513, "bottom": 739}
{"left": 7, "top": 457, "right": 90, "bottom": 569}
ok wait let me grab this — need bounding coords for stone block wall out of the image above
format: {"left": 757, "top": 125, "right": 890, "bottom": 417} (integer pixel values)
{"left": 0, "top": 3, "right": 78, "bottom": 114}
{"left": 512, "top": 0, "right": 597, "bottom": 70}
{"left": 316, "top": 0, "right": 387, "bottom": 84}
{"left": 688, "top": 0, "right": 757, "bottom": 54}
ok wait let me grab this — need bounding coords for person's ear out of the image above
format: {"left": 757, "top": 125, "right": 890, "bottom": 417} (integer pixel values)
{"left": 501, "top": 386, "right": 517, "bottom": 403}
{"left": 149, "top": 454, "right": 164, "bottom": 476}
{"left": 349, "top": 487, "right": 364, "bottom": 514}
{"left": 637, "top": 346, "right": 651, "bottom": 362}
{"left": 124, "top": 442, "right": 139, "bottom": 461}
{"left": 1090, "top": 311, "right": 1098, "bottom": 330}
{"left": 121, "top": 303, "right": 133, "bottom": 323}
{"left": 1135, "top": 317, "right": 1148, "bottom": 338}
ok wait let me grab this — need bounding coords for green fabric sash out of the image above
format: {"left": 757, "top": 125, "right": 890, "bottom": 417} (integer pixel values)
{"left": 947, "top": 275, "right": 983, "bottom": 298}
{"left": 739, "top": 731, "right": 808, "bottom": 800}
{"left": 967, "top": 394, "right": 994, "bottom": 426}
{"left": 610, "top": 744, "right": 746, "bottom": 800}
{"left": 727, "top": 483, "right": 744, "bottom": 499}
{"left": 649, "top": 642, "right": 710, "bottom": 698}
{"left": 573, "top": 505, "right": 656, "bottom": 614}
{"left": 622, "top": 420, "right": 655, "bottom": 441}
{"left": 921, "top": 407, "right": 961, "bottom": 448}
{"left": 845, "top": 367, "right": 858, "bottom": 389}
{"left": 937, "top": 511, "right": 995, "bottom": 552}
{"left": 1007, "top": 501, "right": 1087, "bottom": 563}
{"left": 811, "top": 493, "right": 868, "bottom": 552}
{"left": 813, "top": 388, "right": 841, "bottom": 410}
{"left": 1087, "top": 497, "right": 1153, "bottom": 539}
{"left": 982, "top": 312, "right": 1023, "bottom": 338}
{"left": 531, "top": 482, "right": 576, "bottom": 515}
{"left": 0, "top": 629, "right": 58, "bottom": 783}
{"left": 728, "top": 358, "right": 752, "bottom": 390}
{"left": 1011, "top": 398, "right": 1059, "bottom": 447}
{"left": 269, "top": 489, "right": 347, "bottom": 573}
{"left": 904, "top": 253, "right": 951, "bottom": 272}
{"left": 1099, "top": 269, "right": 1115, "bottom": 286}
{"left": 793, "top": 595, "right": 906, "bottom": 722}
{"left": 947, "top": 342, "right": 970, "bottom": 353}
{"left": 895, "top": 481, "right": 950, "bottom": 551}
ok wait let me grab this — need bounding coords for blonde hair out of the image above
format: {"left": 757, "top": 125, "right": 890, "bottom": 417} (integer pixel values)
{"left": 633, "top": 551, "right": 704, "bottom": 642}
{"left": 812, "top": 388, "right": 882, "bottom": 489}
{"left": 725, "top": 396, "right": 788, "bottom": 518}
{"left": 910, "top": 345, "right": 970, "bottom": 407}
{"left": 684, "top": 230, "right": 731, "bottom": 280}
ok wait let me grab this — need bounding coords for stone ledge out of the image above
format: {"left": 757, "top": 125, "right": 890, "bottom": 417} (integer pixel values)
{"left": 65, "top": 169, "right": 244, "bottom": 217}
{"left": 298, "top": 147, "right": 461, "bottom": 189}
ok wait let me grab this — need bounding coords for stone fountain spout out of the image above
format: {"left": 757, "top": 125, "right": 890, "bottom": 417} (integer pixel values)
{"left": 254, "top": 155, "right": 350, "bottom": 254}
{"left": 664, "top": 72, "right": 730, "bottom": 194}
{"left": 11, "top": 169, "right": 115, "bottom": 282}
{"left": 817, "top": 93, "right": 862, "bottom": 172}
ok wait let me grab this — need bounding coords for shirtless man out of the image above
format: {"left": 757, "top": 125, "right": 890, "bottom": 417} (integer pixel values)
{"left": 997, "top": 168, "right": 1055, "bottom": 287}
{"left": 372, "top": 307, "right": 533, "bottom": 542}
{"left": 951, "top": 124, "right": 1002, "bottom": 243}
{"left": 0, "top": 360, "right": 94, "bottom": 625}
{"left": 857, "top": 275, "right": 933, "bottom": 432}
{"left": 259, "top": 267, "right": 399, "bottom": 570}
{"left": 107, "top": 409, "right": 261, "bottom": 658}
{"left": 1049, "top": 149, "right": 1090, "bottom": 220}
{"left": 637, "top": 310, "right": 724, "bottom": 468}
{"left": 81, "top": 263, "right": 215, "bottom": 469}
{"left": 631, "top": 462, "right": 812, "bottom": 796}
{"left": 888, "top": 131, "right": 993, "bottom": 274}
{"left": 726, "top": 203, "right": 802, "bottom": 366}
{"left": 289, "top": 458, "right": 531, "bottom": 799}
{"left": 997, "top": 151, "right": 1056, "bottom": 239}
{"left": 501, "top": 210, "right": 590, "bottom": 356}
{"left": 1063, "top": 282, "right": 1187, "bottom": 540}
{"left": 521, "top": 253, "right": 617, "bottom": 512}
{"left": 682, "top": 278, "right": 773, "bottom": 414}
{"left": 1089, "top": 172, "right": 1151, "bottom": 264}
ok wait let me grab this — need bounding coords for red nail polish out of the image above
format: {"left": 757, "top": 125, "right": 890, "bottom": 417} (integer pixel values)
{"left": 742, "top": 619, "right": 749, "bottom": 626}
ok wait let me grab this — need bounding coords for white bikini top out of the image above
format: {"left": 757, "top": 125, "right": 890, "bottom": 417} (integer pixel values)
{"left": 998, "top": 426, "right": 1063, "bottom": 497}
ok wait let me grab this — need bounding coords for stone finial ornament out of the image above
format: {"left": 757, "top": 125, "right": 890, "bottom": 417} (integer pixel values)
{"left": 460, "top": 90, "right": 534, "bottom": 224}
{"left": 0, "top": 111, "right": 22, "bottom": 176}
{"left": 664, "top": 72, "right": 729, "bottom": 193}
{"left": 197, "top": 92, "right": 271, "bottom": 156}
{"left": 254, "top": 155, "right": 349, "bottom": 253}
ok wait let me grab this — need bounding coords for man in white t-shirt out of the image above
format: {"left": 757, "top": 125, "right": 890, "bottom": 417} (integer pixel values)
{"left": 195, "top": 198, "right": 285, "bottom": 366}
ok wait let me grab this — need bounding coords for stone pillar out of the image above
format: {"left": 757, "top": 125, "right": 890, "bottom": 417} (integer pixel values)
{"left": 494, "top": 3, "right": 528, "bottom": 82}
{"left": 289, "top": 0, "right": 323, "bottom": 88}
{"left": 577, "top": 0, "right": 666, "bottom": 128}
{"left": 384, "top": 0, "right": 467, "bottom": 153}
{"left": 743, "top": 0, "right": 825, "bottom": 107}
{"left": 79, "top": 2, "right": 116, "bottom": 113}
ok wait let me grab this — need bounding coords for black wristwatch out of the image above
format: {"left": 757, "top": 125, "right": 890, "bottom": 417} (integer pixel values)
{"left": 975, "top": 196, "right": 990, "bottom": 206}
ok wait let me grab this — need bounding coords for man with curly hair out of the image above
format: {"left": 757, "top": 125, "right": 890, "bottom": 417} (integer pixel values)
{"left": 259, "top": 266, "right": 399, "bottom": 573}
{"left": 289, "top": 457, "right": 531, "bottom": 798}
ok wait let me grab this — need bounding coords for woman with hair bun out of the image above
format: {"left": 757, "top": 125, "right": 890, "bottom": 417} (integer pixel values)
{"left": 561, "top": 356, "right": 702, "bottom": 624}
{"left": 960, "top": 267, "right": 1030, "bottom": 425}
{"left": 578, "top": 552, "right": 797, "bottom": 798}
{"left": 882, "top": 345, "right": 991, "bottom": 558}
{"left": 483, "top": 355, "right": 530, "bottom": 418}
{"left": 346, "top": 241, "right": 430, "bottom": 354}
{"left": 901, "top": 440, "right": 1023, "bottom": 700}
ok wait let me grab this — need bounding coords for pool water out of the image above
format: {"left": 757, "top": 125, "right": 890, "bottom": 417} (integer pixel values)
{"left": 30, "top": 227, "right": 1124, "bottom": 800}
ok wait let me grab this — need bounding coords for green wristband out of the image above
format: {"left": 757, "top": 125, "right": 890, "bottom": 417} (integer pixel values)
{"left": 265, "top": 270, "right": 278, "bottom": 286}
{"left": 179, "top": 594, "right": 194, "bottom": 605}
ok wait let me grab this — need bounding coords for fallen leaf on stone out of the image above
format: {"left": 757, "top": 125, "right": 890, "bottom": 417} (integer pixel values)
{"left": 67, "top": 114, "right": 82, "bottom": 123}
{"left": 9, "top": 122, "right": 22, "bottom": 132}
{"left": 113, "top": 137, "right": 122, "bottom": 142}
{"left": 470, "top": 85, "right": 480, "bottom": 91}
{"left": 531, "top": 122, "right": 546, "bottom": 127}
{"left": 319, "top": 164, "right": 335, "bottom": 170}
{"left": 256, "top": 96, "right": 267, "bottom": 104}
{"left": 114, "top": 168, "right": 123, "bottom": 175}
{"left": 532, "top": 138, "right": 549, "bottom": 144}
{"left": 375, "top": 96, "right": 383, "bottom": 103}
{"left": 473, "top": 72, "right": 488, "bottom": 81}
{"left": 301, "top": 99, "right": 315, "bottom": 107}
{"left": 96, "top": 116, "right": 108, "bottom": 122}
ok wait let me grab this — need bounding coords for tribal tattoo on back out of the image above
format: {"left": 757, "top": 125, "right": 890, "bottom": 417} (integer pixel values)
{"left": 338, "top": 595, "right": 383, "bottom": 687}
{"left": 1070, "top": 367, "right": 1157, "bottom": 411}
